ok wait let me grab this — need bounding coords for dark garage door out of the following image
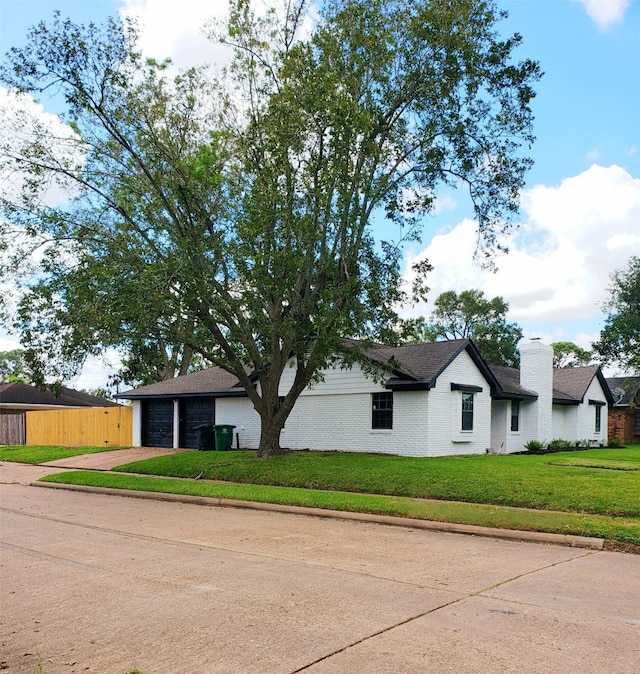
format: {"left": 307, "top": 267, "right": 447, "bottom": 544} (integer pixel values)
{"left": 142, "top": 400, "right": 174, "bottom": 448}
{"left": 180, "top": 398, "right": 215, "bottom": 449}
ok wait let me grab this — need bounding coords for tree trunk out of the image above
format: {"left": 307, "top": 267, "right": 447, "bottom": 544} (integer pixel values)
{"left": 256, "top": 416, "right": 286, "bottom": 458}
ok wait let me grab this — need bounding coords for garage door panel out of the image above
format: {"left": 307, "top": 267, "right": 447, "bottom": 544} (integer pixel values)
{"left": 142, "top": 400, "right": 174, "bottom": 448}
{"left": 180, "top": 398, "right": 215, "bottom": 449}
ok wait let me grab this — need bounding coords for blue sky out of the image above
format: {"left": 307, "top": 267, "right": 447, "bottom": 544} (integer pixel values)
{"left": 1, "top": 0, "right": 639, "bottom": 387}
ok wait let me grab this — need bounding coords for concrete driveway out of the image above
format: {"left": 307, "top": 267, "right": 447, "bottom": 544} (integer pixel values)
{"left": 1, "top": 467, "right": 639, "bottom": 674}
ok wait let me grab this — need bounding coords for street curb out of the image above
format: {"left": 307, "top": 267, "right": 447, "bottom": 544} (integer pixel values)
{"left": 32, "top": 481, "right": 605, "bottom": 550}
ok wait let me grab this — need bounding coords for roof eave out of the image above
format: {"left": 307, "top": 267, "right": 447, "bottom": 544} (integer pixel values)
{"left": 116, "top": 390, "right": 249, "bottom": 400}
{"left": 385, "top": 381, "right": 433, "bottom": 391}
{"left": 492, "top": 392, "right": 538, "bottom": 401}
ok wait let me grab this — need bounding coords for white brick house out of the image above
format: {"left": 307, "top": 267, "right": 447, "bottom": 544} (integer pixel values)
{"left": 118, "top": 339, "right": 613, "bottom": 456}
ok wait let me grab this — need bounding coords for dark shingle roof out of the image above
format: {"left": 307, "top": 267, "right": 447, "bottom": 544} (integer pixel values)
{"left": 365, "top": 339, "right": 473, "bottom": 388}
{"left": 606, "top": 376, "right": 640, "bottom": 406}
{"left": 115, "top": 341, "right": 616, "bottom": 407}
{"left": 118, "top": 339, "right": 498, "bottom": 398}
{"left": 364, "top": 339, "right": 499, "bottom": 391}
{"left": 489, "top": 363, "right": 613, "bottom": 405}
{"left": 553, "top": 365, "right": 598, "bottom": 403}
{"left": 117, "top": 367, "right": 246, "bottom": 399}
{"left": 0, "top": 382, "right": 118, "bottom": 407}
{"left": 553, "top": 365, "right": 613, "bottom": 405}
{"left": 487, "top": 365, "right": 538, "bottom": 399}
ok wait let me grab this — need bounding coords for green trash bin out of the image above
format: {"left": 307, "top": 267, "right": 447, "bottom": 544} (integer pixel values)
{"left": 214, "top": 424, "right": 236, "bottom": 451}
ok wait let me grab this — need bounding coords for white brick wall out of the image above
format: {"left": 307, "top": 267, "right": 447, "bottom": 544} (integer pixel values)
{"left": 277, "top": 349, "right": 492, "bottom": 456}
{"left": 552, "top": 406, "right": 574, "bottom": 441}
{"left": 279, "top": 389, "right": 431, "bottom": 456}
{"left": 576, "top": 378, "right": 608, "bottom": 445}
{"left": 216, "top": 397, "right": 261, "bottom": 449}
{"left": 490, "top": 400, "right": 528, "bottom": 454}
{"left": 425, "top": 349, "right": 492, "bottom": 456}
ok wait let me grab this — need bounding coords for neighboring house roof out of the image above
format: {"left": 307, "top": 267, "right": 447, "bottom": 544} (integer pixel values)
{"left": 606, "top": 376, "right": 640, "bottom": 406}
{"left": 0, "top": 381, "right": 119, "bottom": 409}
{"left": 552, "top": 365, "right": 614, "bottom": 406}
{"left": 117, "top": 367, "right": 247, "bottom": 400}
{"left": 487, "top": 365, "right": 538, "bottom": 400}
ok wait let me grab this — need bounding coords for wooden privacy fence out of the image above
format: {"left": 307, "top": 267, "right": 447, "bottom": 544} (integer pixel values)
{"left": 26, "top": 406, "right": 132, "bottom": 447}
{"left": 0, "top": 414, "right": 26, "bottom": 445}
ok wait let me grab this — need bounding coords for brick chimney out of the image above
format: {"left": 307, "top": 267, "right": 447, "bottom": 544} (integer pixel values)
{"left": 519, "top": 339, "right": 553, "bottom": 442}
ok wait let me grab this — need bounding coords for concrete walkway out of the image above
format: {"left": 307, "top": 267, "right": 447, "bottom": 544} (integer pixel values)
{"left": 43, "top": 446, "right": 183, "bottom": 470}
{"left": 1, "top": 479, "right": 639, "bottom": 673}
{"left": 0, "top": 447, "right": 180, "bottom": 484}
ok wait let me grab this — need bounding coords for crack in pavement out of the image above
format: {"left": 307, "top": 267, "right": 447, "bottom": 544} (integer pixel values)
{"left": 287, "top": 548, "right": 600, "bottom": 672}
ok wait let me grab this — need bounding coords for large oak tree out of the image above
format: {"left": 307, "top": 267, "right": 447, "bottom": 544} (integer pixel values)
{"left": 0, "top": 0, "right": 540, "bottom": 456}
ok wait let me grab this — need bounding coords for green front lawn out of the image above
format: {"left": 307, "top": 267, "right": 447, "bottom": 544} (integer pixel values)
{"left": 0, "top": 445, "right": 123, "bottom": 464}
{"left": 110, "top": 446, "right": 640, "bottom": 518}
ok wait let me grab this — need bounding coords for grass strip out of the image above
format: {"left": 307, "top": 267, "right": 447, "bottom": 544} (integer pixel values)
{"left": 0, "top": 445, "right": 123, "bottom": 464}
{"left": 40, "top": 470, "right": 640, "bottom": 546}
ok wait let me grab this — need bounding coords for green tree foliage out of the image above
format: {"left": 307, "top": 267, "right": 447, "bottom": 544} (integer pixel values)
{"left": 551, "top": 341, "right": 592, "bottom": 369}
{"left": 0, "top": 349, "right": 32, "bottom": 383}
{"left": 593, "top": 256, "right": 640, "bottom": 374}
{"left": 0, "top": 1, "right": 540, "bottom": 456}
{"left": 402, "top": 289, "right": 523, "bottom": 367}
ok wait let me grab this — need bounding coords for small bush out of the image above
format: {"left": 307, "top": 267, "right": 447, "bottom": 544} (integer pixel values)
{"left": 524, "top": 440, "right": 545, "bottom": 452}
{"left": 608, "top": 437, "right": 624, "bottom": 448}
{"left": 549, "top": 438, "right": 569, "bottom": 450}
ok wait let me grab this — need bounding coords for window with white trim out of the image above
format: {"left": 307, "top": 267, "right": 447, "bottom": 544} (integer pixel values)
{"left": 511, "top": 400, "right": 520, "bottom": 432}
{"left": 372, "top": 392, "right": 393, "bottom": 430}
{"left": 589, "top": 399, "right": 605, "bottom": 434}
{"left": 450, "top": 383, "right": 482, "bottom": 434}
{"left": 461, "top": 392, "right": 474, "bottom": 431}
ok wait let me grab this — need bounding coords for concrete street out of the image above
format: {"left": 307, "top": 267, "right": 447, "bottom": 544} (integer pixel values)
{"left": 1, "top": 461, "right": 639, "bottom": 673}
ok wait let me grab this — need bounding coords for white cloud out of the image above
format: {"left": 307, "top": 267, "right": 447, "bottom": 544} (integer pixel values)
{"left": 0, "top": 336, "right": 21, "bottom": 352}
{"left": 118, "top": 0, "right": 231, "bottom": 69}
{"left": 116, "top": 0, "right": 318, "bottom": 71}
{"left": 606, "top": 232, "right": 640, "bottom": 250}
{"left": 0, "top": 87, "right": 82, "bottom": 208}
{"left": 576, "top": 0, "right": 630, "bottom": 30}
{"left": 67, "top": 349, "right": 123, "bottom": 391}
{"left": 586, "top": 147, "right": 601, "bottom": 162}
{"left": 432, "top": 193, "right": 457, "bottom": 214}
{"left": 402, "top": 164, "right": 640, "bottom": 334}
